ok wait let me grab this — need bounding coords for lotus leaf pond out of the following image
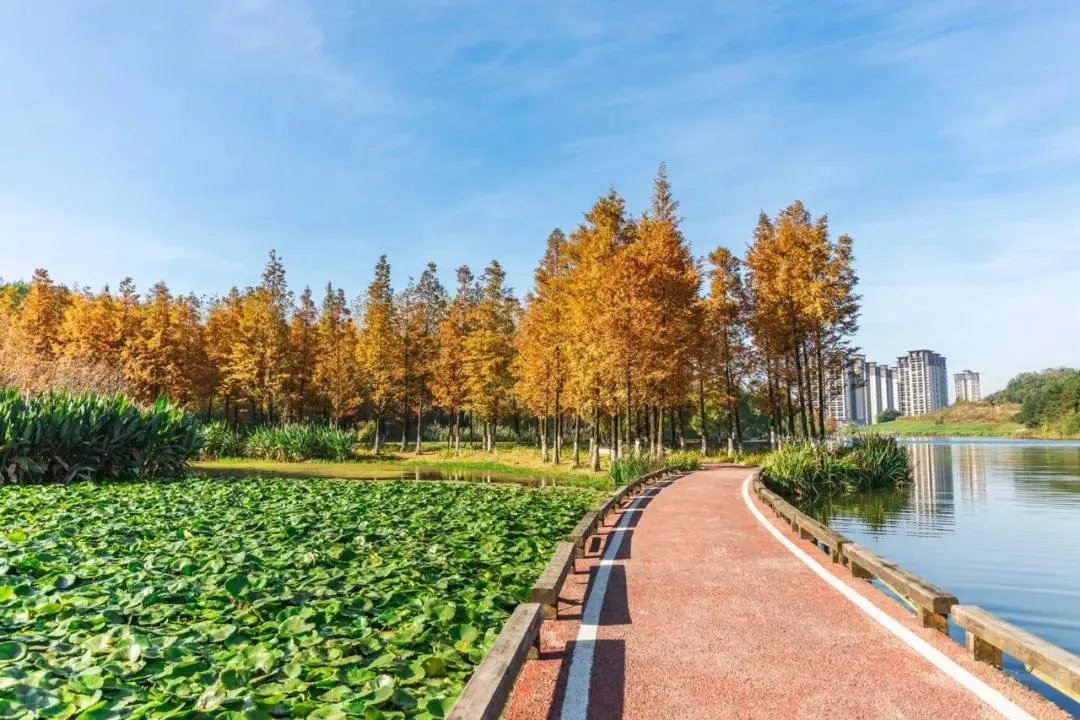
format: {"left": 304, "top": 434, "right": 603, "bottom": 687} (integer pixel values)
{"left": 0, "top": 477, "right": 598, "bottom": 719}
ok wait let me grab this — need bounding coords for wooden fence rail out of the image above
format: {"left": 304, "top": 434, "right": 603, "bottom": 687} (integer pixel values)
{"left": 952, "top": 605, "right": 1080, "bottom": 703}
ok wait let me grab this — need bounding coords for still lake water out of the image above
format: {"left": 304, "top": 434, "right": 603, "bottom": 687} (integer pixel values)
{"left": 805, "top": 438, "right": 1080, "bottom": 715}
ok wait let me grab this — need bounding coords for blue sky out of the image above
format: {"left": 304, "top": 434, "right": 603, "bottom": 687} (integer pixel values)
{"left": 1, "top": 0, "right": 1078, "bottom": 395}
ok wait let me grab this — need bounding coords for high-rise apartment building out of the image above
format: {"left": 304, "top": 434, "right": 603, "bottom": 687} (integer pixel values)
{"left": 826, "top": 355, "right": 899, "bottom": 425}
{"left": 954, "top": 370, "right": 981, "bottom": 403}
{"left": 896, "top": 350, "right": 948, "bottom": 416}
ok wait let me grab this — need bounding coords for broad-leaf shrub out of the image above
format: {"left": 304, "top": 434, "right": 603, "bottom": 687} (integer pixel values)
{"left": 0, "top": 390, "right": 200, "bottom": 484}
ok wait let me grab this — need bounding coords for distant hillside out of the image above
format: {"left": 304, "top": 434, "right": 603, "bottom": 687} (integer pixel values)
{"left": 865, "top": 402, "right": 1028, "bottom": 438}
{"left": 986, "top": 367, "right": 1079, "bottom": 405}
{"left": 987, "top": 368, "right": 1080, "bottom": 436}
{"left": 862, "top": 368, "right": 1080, "bottom": 439}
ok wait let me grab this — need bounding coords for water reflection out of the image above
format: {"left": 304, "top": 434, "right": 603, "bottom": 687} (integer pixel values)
{"left": 906, "top": 441, "right": 955, "bottom": 531}
{"left": 799, "top": 438, "right": 1080, "bottom": 716}
{"left": 954, "top": 443, "right": 987, "bottom": 507}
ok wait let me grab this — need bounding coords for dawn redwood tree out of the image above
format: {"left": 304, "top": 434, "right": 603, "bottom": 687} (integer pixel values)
{"left": 463, "top": 260, "right": 518, "bottom": 452}
{"left": 359, "top": 255, "right": 400, "bottom": 452}
{"left": 432, "top": 266, "right": 476, "bottom": 451}
{"left": 745, "top": 202, "right": 860, "bottom": 441}
{"left": 515, "top": 229, "right": 570, "bottom": 463}
{"left": 225, "top": 251, "right": 292, "bottom": 423}
{"left": 703, "top": 246, "right": 750, "bottom": 451}
{"left": 313, "top": 283, "right": 359, "bottom": 424}
{"left": 284, "top": 287, "right": 320, "bottom": 421}
{"left": 204, "top": 288, "right": 244, "bottom": 425}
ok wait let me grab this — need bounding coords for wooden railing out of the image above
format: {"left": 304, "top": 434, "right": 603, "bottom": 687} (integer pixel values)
{"left": 448, "top": 466, "right": 682, "bottom": 719}
{"left": 753, "top": 472, "right": 1080, "bottom": 705}
{"left": 951, "top": 605, "right": 1080, "bottom": 702}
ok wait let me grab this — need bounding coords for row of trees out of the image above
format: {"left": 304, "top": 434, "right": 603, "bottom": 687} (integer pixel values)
{"left": 0, "top": 165, "right": 861, "bottom": 463}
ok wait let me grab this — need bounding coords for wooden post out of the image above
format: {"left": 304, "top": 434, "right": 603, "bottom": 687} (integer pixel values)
{"left": 850, "top": 561, "right": 873, "bottom": 580}
{"left": 919, "top": 606, "right": 950, "bottom": 635}
{"left": 966, "top": 632, "right": 1003, "bottom": 667}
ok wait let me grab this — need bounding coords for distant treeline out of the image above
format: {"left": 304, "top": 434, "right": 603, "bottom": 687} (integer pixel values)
{"left": 988, "top": 368, "right": 1080, "bottom": 435}
{"left": 0, "top": 165, "right": 861, "bottom": 466}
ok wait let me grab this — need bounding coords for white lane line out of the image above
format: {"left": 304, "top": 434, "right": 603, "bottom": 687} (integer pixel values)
{"left": 558, "top": 484, "right": 667, "bottom": 720}
{"left": 740, "top": 475, "right": 1034, "bottom": 720}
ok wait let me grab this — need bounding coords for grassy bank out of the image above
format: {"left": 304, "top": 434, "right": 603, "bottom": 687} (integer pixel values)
{"left": 847, "top": 403, "right": 1080, "bottom": 439}
{"left": 862, "top": 417, "right": 1029, "bottom": 437}
{"left": 195, "top": 446, "right": 612, "bottom": 490}
{"left": 0, "top": 477, "right": 596, "bottom": 718}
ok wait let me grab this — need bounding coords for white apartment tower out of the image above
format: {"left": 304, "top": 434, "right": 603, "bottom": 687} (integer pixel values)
{"left": 826, "top": 355, "right": 899, "bottom": 425}
{"left": 954, "top": 370, "right": 981, "bottom": 403}
{"left": 897, "top": 350, "right": 949, "bottom": 416}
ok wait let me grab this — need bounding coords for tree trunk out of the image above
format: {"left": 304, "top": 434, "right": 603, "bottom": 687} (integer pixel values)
{"left": 373, "top": 412, "right": 382, "bottom": 454}
{"left": 553, "top": 389, "right": 562, "bottom": 466}
{"left": 540, "top": 415, "right": 549, "bottom": 463}
{"left": 612, "top": 413, "right": 620, "bottom": 460}
{"left": 624, "top": 368, "right": 632, "bottom": 457}
{"left": 590, "top": 405, "right": 600, "bottom": 471}
{"left": 792, "top": 345, "right": 810, "bottom": 440}
{"left": 699, "top": 377, "right": 708, "bottom": 455}
{"left": 657, "top": 407, "right": 665, "bottom": 456}
{"left": 414, "top": 396, "right": 423, "bottom": 455}
{"left": 733, "top": 391, "right": 744, "bottom": 449}
{"left": 572, "top": 414, "right": 581, "bottom": 468}
{"left": 785, "top": 381, "right": 797, "bottom": 437}
{"left": 815, "top": 331, "right": 827, "bottom": 439}
{"left": 799, "top": 340, "right": 818, "bottom": 440}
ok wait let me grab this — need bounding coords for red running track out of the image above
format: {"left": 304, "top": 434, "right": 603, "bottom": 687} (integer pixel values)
{"left": 505, "top": 466, "right": 1068, "bottom": 720}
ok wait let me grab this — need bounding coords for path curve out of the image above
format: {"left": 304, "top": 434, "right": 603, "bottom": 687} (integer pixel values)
{"left": 506, "top": 465, "right": 1069, "bottom": 719}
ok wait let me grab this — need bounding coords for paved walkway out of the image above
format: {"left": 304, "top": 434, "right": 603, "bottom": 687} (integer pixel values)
{"left": 506, "top": 466, "right": 1068, "bottom": 719}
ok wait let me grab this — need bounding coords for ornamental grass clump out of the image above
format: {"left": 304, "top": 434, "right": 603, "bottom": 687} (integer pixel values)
{"left": 244, "top": 423, "right": 357, "bottom": 462}
{"left": 664, "top": 450, "right": 702, "bottom": 472}
{"left": 198, "top": 420, "right": 244, "bottom": 459}
{"left": 762, "top": 435, "right": 910, "bottom": 498}
{"left": 0, "top": 389, "right": 200, "bottom": 484}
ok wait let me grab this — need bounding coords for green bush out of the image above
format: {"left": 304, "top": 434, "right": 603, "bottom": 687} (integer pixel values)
{"left": 244, "top": 423, "right": 357, "bottom": 462}
{"left": 763, "top": 435, "right": 910, "bottom": 498}
{"left": 198, "top": 420, "right": 244, "bottom": 459}
{"left": 0, "top": 390, "right": 200, "bottom": 484}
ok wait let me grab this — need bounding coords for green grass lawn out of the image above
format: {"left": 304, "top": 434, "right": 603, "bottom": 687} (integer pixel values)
{"left": 0, "top": 477, "right": 597, "bottom": 718}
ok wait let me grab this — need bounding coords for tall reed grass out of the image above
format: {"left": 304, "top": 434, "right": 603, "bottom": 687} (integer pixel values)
{"left": 762, "top": 434, "right": 910, "bottom": 498}
{"left": 198, "top": 423, "right": 356, "bottom": 461}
